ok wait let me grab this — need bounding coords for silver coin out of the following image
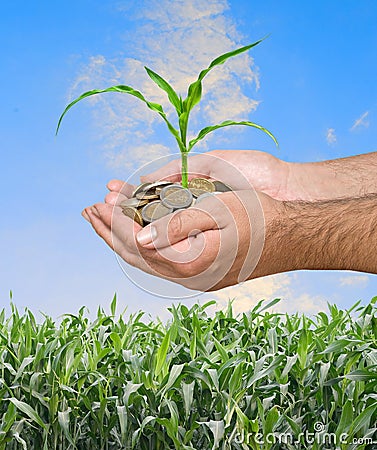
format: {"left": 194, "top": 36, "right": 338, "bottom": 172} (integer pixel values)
{"left": 214, "top": 180, "right": 233, "bottom": 192}
{"left": 132, "top": 182, "right": 153, "bottom": 197}
{"left": 120, "top": 197, "right": 148, "bottom": 208}
{"left": 141, "top": 200, "right": 173, "bottom": 223}
{"left": 195, "top": 192, "right": 217, "bottom": 204}
{"left": 146, "top": 180, "right": 174, "bottom": 190}
{"left": 160, "top": 185, "right": 193, "bottom": 209}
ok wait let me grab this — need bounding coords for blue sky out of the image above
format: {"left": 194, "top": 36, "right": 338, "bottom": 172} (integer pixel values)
{"left": 1, "top": 0, "right": 376, "bottom": 321}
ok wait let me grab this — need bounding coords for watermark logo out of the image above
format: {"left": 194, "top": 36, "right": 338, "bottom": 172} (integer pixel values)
{"left": 233, "top": 422, "right": 376, "bottom": 447}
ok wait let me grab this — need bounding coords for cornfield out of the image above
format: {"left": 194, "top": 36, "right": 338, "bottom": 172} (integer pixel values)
{"left": 0, "top": 296, "right": 376, "bottom": 449}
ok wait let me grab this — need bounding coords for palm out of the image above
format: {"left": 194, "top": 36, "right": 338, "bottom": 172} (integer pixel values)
{"left": 105, "top": 150, "right": 292, "bottom": 205}
{"left": 139, "top": 150, "right": 291, "bottom": 200}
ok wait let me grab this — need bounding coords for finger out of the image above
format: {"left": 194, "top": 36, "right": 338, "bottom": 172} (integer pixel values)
{"left": 89, "top": 202, "right": 151, "bottom": 271}
{"left": 136, "top": 206, "right": 219, "bottom": 249}
{"left": 140, "top": 153, "right": 213, "bottom": 183}
{"left": 105, "top": 191, "right": 128, "bottom": 206}
{"left": 82, "top": 208, "right": 90, "bottom": 222}
{"left": 85, "top": 207, "right": 114, "bottom": 250}
{"left": 106, "top": 179, "right": 135, "bottom": 197}
{"left": 92, "top": 203, "right": 140, "bottom": 233}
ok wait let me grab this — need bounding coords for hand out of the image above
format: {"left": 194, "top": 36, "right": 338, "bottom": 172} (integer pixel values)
{"left": 141, "top": 150, "right": 293, "bottom": 199}
{"left": 105, "top": 150, "right": 377, "bottom": 205}
{"left": 83, "top": 188, "right": 285, "bottom": 291}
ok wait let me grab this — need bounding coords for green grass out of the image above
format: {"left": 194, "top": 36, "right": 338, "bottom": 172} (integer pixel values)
{"left": 0, "top": 297, "right": 376, "bottom": 449}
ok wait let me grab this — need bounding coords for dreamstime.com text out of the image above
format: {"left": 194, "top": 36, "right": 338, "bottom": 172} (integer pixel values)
{"left": 232, "top": 422, "right": 376, "bottom": 447}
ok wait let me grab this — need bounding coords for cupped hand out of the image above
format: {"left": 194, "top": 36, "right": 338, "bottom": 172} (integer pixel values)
{"left": 104, "top": 150, "right": 291, "bottom": 207}
{"left": 83, "top": 188, "right": 285, "bottom": 291}
{"left": 142, "top": 150, "right": 292, "bottom": 199}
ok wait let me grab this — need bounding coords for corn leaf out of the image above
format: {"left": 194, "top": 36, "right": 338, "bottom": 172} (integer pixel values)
{"left": 9, "top": 398, "right": 48, "bottom": 430}
{"left": 335, "top": 399, "right": 353, "bottom": 438}
{"left": 183, "top": 38, "right": 265, "bottom": 114}
{"left": 56, "top": 85, "right": 183, "bottom": 149}
{"left": 349, "top": 403, "right": 377, "bottom": 435}
{"left": 344, "top": 368, "right": 377, "bottom": 381}
{"left": 188, "top": 120, "right": 278, "bottom": 150}
{"left": 144, "top": 66, "right": 181, "bottom": 113}
{"left": 155, "top": 328, "right": 171, "bottom": 377}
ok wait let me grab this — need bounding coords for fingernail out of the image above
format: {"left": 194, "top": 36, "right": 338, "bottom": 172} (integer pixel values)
{"left": 91, "top": 206, "right": 100, "bottom": 217}
{"left": 137, "top": 225, "right": 157, "bottom": 246}
{"left": 82, "top": 209, "right": 91, "bottom": 222}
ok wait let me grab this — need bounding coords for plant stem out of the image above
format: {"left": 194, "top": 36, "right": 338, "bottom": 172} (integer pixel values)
{"left": 181, "top": 151, "right": 188, "bottom": 187}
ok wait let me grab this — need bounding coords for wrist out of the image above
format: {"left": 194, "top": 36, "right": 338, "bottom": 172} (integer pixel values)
{"left": 285, "top": 160, "right": 345, "bottom": 201}
{"left": 287, "top": 152, "right": 377, "bottom": 201}
{"left": 275, "top": 195, "right": 377, "bottom": 274}
{"left": 250, "top": 193, "right": 297, "bottom": 278}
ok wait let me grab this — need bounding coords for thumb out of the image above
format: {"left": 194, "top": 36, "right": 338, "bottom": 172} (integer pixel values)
{"left": 136, "top": 207, "right": 219, "bottom": 249}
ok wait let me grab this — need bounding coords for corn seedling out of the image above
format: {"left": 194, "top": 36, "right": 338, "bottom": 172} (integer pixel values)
{"left": 56, "top": 38, "right": 277, "bottom": 188}
{"left": 0, "top": 297, "right": 376, "bottom": 449}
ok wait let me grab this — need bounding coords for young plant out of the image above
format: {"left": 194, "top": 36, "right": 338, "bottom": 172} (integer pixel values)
{"left": 57, "top": 38, "right": 277, "bottom": 188}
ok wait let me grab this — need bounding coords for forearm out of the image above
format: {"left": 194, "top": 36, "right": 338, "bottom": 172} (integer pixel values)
{"left": 287, "top": 151, "right": 377, "bottom": 201}
{"left": 261, "top": 194, "right": 377, "bottom": 276}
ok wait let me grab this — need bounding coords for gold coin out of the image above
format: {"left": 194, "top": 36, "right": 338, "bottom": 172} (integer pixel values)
{"left": 122, "top": 206, "right": 143, "bottom": 226}
{"left": 136, "top": 191, "right": 159, "bottom": 200}
{"left": 188, "top": 177, "right": 215, "bottom": 193}
{"left": 189, "top": 188, "right": 208, "bottom": 198}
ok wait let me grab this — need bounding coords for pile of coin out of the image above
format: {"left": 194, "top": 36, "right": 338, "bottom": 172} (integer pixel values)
{"left": 120, "top": 178, "right": 233, "bottom": 227}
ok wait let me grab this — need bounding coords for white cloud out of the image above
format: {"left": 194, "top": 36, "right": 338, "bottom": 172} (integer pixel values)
{"left": 206, "top": 273, "right": 328, "bottom": 316}
{"left": 326, "top": 127, "right": 336, "bottom": 145}
{"left": 70, "top": 0, "right": 261, "bottom": 169}
{"left": 350, "top": 111, "right": 370, "bottom": 131}
{"left": 105, "top": 143, "right": 170, "bottom": 170}
{"left": 339, "top": 274, "right": 369, "bottom": 287}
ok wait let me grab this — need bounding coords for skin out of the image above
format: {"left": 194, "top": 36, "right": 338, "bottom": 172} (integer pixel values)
{"left": 82, "top": 150, "right": 377, "bottom": 291}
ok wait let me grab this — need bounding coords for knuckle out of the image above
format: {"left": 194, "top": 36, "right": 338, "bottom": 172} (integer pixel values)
{"left": 168, "top": 212, "right": 184, "bottom": 238}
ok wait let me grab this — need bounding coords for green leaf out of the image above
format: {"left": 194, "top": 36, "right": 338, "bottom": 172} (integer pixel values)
{"left": 345, "top": 369, "right": 377, "bottom": 381}
{"left": 206, "top": 39, "right": 266, "bottom": 73}
{"left": 57, "top": 408, "right": 76, "bottom": 448}
{"left": 182, "top": 381, "right": 195, "bottom": 419}
{"left": 264, "top": 406, "right": 279, "bottom": 437}
{"left": 335, "top": 399, "right": 353, "bottom": 438}
{"left": 116, "top": 405, "right": 128, "bottom": 445}
{"left": 246, "top": 355, "right": 285, "bottom": 387}
{"left": 110, "top": 293, "right": 117, "bottom": 316}
{"left": 297, "top": 329, "right": 308, "bottom": 369}
{"left": 144, "top": 66, "right": 181, "bottom": 113}
{"left": 188, "top": 120, "right": 278, "bottom": 151}
{"left": 258, "top": 298, "right": 281, "bottom": 313}
{"left": 162, "top": 363, "right": 185, "bottom": 394}
{"left": 349, "top": 403, "right": 377, "bottom": 435}
{"left": 9, "top": 398, "right": 48, "bottom": 430}
{"left": 321, "top": 339, "right": 363, "bottom": 354}
{"left": 1, "top": 401, "right": 17, "bottom": 433}
{"left": 56, "top": 85, "right": 183, "bottom": 148}
{"left": 198, "top": 420, "right": 224, "bottom": 450}
{"left": 155, "top": 328, "right": 171, "bottom": 377}
{"left": 183, "top": 38, "right": 266, "bottom": 114}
